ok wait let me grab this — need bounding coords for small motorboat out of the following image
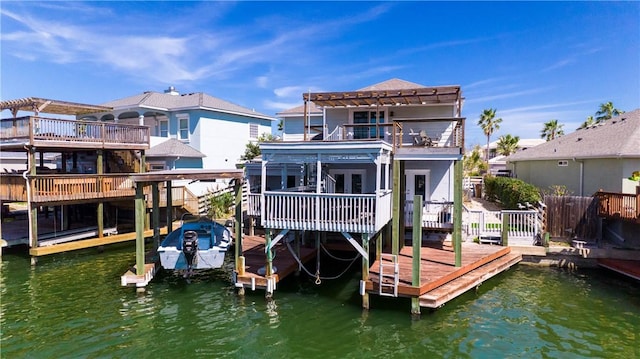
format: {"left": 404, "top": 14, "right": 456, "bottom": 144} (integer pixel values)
{"left": 158, "top": 216, "right": 232, "bottom": 276}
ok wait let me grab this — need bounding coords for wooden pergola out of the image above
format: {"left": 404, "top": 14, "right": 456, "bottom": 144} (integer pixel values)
{"left": 1, "top": 97, "right": 113, "bottom": 117}
{"left": 303, "top": 86, "right": 462, "bottom": 109}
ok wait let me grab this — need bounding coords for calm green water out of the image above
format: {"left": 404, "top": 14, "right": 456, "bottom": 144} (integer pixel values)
{"left": 1, "top": 245, "right": 639, "bottom": 358}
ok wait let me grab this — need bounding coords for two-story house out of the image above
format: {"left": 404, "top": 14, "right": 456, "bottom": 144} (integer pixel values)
{"left": 238, "top": 78, "right": 474, "bottom": 306}
{"left": 87, "top": 86, "right": 276, "bottom": 170}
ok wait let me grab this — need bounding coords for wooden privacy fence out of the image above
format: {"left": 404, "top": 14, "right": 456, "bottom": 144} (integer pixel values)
{"left": 542, "top": 195, "right": 599, "bottom": 239}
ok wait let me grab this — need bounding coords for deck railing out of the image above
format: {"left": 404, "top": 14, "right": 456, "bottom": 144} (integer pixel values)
{"left": 307, "top": 117, "right": 464, "bottom": 150}
{"left": 463, "top": 207, "right": 538, "bottom": 242}
{"left": 405, "top": 201, "right": 454, "bottom": 229}
{"left": 262, "top": 191, "right": 392, "bottom": 233}
{"left": 247, "top": 193, "right": 261, "bottom": 216}
{"left": 0, "top": 116, "right": 149, "bottom": 147}
{"left": 595, "top": 191, "right": 640, "bottom": 222}
{"left": 30, "top": 174, "right": 135, "bottom": 203}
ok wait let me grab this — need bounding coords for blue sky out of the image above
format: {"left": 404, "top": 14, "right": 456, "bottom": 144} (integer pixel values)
{"left": 1, "top": 1, "right": 638, "bottom": 147}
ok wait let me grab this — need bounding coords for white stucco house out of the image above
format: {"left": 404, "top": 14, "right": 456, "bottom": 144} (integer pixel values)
{"left": 83, "top": 86, "right": 276, "bottom": 170}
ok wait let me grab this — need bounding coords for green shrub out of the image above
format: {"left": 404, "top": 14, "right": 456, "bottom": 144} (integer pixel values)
{"left": 208, "top": 191, "right": 234, "bottom": 219}
{"left": 483, "top": 176, "right": 541, "bottom": 209}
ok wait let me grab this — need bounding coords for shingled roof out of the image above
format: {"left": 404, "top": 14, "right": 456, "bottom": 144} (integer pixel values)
{"left": 102, "top": 89, "right": 274, "bottom": 121}
{"left": 276, "top": 102, "right": 322, "bottom": 117}
{"left": 507, "top": 109, "right": 640, "bottom": 161}
{"left": 146, "top": 138, "right": 205, "bottom": 158}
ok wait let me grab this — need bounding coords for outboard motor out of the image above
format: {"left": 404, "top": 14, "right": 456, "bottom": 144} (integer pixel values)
{"left": 182, "top": 230, "right": 198, "bottom": 273}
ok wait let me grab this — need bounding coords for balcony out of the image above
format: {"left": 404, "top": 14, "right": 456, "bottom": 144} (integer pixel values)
{"left": 261, "top": 190, "right": 392, "bottom": 234}
{"left": 306, "top": 117, "right": 464, "bottom": 156}
{"left": 0, "top": 174, "right": 135, "bottom": 204}
{"left": 0, "top": 116, "right": 150, "bottom": 150}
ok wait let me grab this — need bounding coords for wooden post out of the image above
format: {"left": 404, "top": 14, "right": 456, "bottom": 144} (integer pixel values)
{"left": 265, "top": 228, "right": 273, "bottom": 276}
{"left": 454, "top": 159, "right": 463, "bottom": 267}
{"left": 135, "top": 183, "right": 146, "bottom": 276}
{"left": 361, "top": 232, "right": 370, "bottom": 310}
{"left": 97, "top": 150, "right": 104, "bottom": 239}
{"left": 392, "top": 159, "right": 401, "bottom": 256}
{"left": 376, "top": 230, "right": 382, "bottom": 262}
{"left": 152, "top": 182, "right": 160, "bottom": 247}
{"left": 27, "top": 147, "right": 38, "bottom": 265}
{"left": 501, "top": 212, "right": 509, "bottom": 247}
{"left": 234, "top": 179, "right": 244, "bottom": 276}
{"left": 412, "top": 195, "right": 422, "bottom": 315}
{"left": 166, "top": 181, "right": 173, "bottom": 233}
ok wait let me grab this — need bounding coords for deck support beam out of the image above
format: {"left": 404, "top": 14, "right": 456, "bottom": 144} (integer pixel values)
{"left": 234, "top": 179, "right": 244, "bottom": 276}
{"left": 152, "top": 182, "right": 160, "bottom": 248}
{"left": 165, "top": 181, "right": 173, "bottom": 233}
{"left": 340, "top": 232, "right": 369, "bottom": 261}
{"left": 97, "top": 150, "right": 104, "bottom": 239}
{"left": 135, "top": 183, "right": 146, "bottom": 276}
{"left": 361, "top": 232, "right": 370, "bottom": 310}
{"left": 392, "top": 159, "right": 402, "bottom": 256}
{"left": 265, "top": 229, "right": 290, "bottom": 253}
{"left": 412, "top": 195, "right": 422, "bottom": 315}
{"left": 453, "top": 159, "right": 462, "bottom": 267}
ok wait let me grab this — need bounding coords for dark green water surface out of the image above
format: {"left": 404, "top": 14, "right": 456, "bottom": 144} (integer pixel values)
{"left": 1, "top": 245, "right": 639, "bottom": 358}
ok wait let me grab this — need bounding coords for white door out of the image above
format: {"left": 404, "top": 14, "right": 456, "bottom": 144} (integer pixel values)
{"left": 405, "top": 170, "right": 431, "bottom": 203}
{"left": 330, "top": 169, "right": 366, "bottom": 193}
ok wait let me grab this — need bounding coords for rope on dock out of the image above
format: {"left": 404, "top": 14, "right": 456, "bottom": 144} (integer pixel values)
{"left": 285, "top": 240, "right": 361, "bottom": 282}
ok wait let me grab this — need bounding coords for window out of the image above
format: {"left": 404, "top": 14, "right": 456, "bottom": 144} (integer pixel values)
{"left": 159, "top": 120, "right": 168, "bottom": 137}
{"left": 352, "top": 110, "right": 385, "bottom": 139}
{"left": 558, "top": 160, "right": 569, "bottom": 167}
{"left": 149, "top": 162, "right": 166, "bottom": 171}
{"left": 177, "top": 114, "right": 189, "bottom": 140}
{"left": 249, "top": 123, "right": 259, "bottom": 139}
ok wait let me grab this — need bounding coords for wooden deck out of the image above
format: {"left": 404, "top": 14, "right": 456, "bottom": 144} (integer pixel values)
{"left": 598, "top": 258, "right": 640, "bottom": 281}
{"left": 235, "top": 235, "right": 317, "bottom": 290}
{"left": 366, "top": 242, "right": 521, "bottom": 308}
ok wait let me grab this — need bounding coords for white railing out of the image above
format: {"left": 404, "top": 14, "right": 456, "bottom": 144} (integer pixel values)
{"left": 262, "top": 191, "right": 391, "bottom": 233}
{"left": 463, "top": 206, "right": 538, "bottom": 242}
{"left": 247, "top": 193, "right": 261, "bottom": 216}
{"left": 405, "top": 200, "right": 453, "bottom": 229}
{"left": 324, "top": 125, "right": 344, "bottom": 141}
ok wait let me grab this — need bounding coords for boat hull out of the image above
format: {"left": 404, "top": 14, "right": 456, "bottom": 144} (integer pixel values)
{"left": 158, "top": 247, "right": 226, "bottom": 270}
{"left": 157, "top": 217, "right": 231, "bottom": 271}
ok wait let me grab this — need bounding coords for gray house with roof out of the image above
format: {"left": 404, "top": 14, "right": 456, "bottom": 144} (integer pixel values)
{"left": 507, "top": 109, "right": 640, "bottom": 196}
{"left": 83, "top": 87, "right": 276, "bottom": 170}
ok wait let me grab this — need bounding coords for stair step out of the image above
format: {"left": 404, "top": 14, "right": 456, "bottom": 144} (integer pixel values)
{"left": 419, "top": 252, "right": 522, "bottom": 308}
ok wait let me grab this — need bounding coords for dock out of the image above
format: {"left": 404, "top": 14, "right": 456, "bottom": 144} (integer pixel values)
{"left": 235, "top": 235, "right": 317, "bottom": 291}
{"left": 597, "top": 258, "right": 640, "bottom": 281}
{"left": 367, "top": 242, "right": 521, "bottom": 308}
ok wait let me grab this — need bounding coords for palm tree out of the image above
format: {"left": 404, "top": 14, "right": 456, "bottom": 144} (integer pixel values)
{"left": 595, "top": 101, "right": 624, "bottom": 123}
{"left": 540, "top": 119, "right": 564, "bottom": 141}
{"left": 477, "top": 108, "right": 502, "bottom": 162}
{"left": 577, "top": 116, "right": 595, "bottom": 130}
{"left": 463, "top": 145, "right": 487, "bottom": 176}
{"left": 496, "top": 134, "right": 520, "bottom": 156}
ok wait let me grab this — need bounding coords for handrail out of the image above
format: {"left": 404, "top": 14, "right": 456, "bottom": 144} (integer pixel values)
{"left": 0, "top": 116, "right": 150, "bottom": 147}
{"left": 595, "top": 191, "right": 640, "bottom": 221}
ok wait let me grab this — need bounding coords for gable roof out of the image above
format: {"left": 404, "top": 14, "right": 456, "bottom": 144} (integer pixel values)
{"left": 146, "top": 138, "right": 206, "bottom": 158}
{"left": 357, "top": 78, "right": 426, "bottom": 91}
{"left": 276, "top": 102, "right": 322, "bottom": 117}
{"left": 507, "top": 109, "right": 640, "bottom": 161}
{"left": 102, "top": 90, "right": 275, "bottom": 121}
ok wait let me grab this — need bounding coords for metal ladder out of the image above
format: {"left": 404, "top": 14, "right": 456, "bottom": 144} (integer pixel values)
{"left": 378, "top": 253, "right": 399, "bottom": 297}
